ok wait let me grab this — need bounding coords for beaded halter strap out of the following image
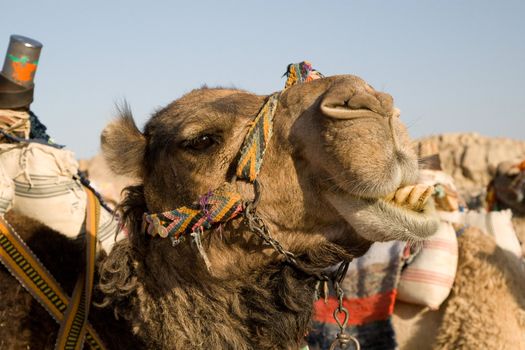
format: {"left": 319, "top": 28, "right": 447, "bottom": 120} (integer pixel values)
{"left": 143, "top": 61, "right": 323, "bottom": 245}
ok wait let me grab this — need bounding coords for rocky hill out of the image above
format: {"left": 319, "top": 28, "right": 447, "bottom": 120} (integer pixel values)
{"left": 417, "top": 133, "right": 525, "bottom": 204}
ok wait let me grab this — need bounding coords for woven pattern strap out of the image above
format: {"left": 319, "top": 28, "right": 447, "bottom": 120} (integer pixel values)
{"left": 56, "top": 188, "right": 101, "bottom": 349}
{"left": 144, "top": 182, "right": 243, "bottom": 243}
{"left": 235, "top": 93, "right": 280, "bottom": 182}
{"left": 0, "top": 203, "right": 106, "bottom": 349}
{"left": 236, "top": 61, "right": 322, "bottom": 182}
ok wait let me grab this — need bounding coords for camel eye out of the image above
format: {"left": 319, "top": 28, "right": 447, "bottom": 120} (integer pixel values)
{"left": 182, "top": 134, "right": 217, "bottom": 151}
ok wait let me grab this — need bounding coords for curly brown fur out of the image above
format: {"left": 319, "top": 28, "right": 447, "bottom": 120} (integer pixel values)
{"left": 96, "top": 185, "right": 147, "bottom": 316}
{"left": 99, "top": 238, "right": 364, "bottom": 349}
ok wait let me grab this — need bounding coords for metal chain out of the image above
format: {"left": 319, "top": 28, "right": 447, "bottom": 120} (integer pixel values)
{"left": 327, "top": 261, "right": 360, "bottom": 350}
{"left": 244, "top": 208, "right": 297, "bottom": 263}
{"left": 242, "top": 179, "right": 360, "bottom": 350}
{"left": 244, "top": 180, "right": 297, "bottom": 265}
{"left": 242, "top": 180, "right": 329, "bottom": 281}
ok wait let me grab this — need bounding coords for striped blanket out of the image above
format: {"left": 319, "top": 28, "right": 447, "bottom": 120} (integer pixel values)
{"left": 307, "top": 241, "right": 405, "bottom": 350}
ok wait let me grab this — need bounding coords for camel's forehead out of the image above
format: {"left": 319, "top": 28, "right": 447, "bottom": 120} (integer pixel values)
{"left": 145, "top": 88, "right": 263, "bottom": 138}
{"left": 178, "top": 88, "right": 257, "bottom": 105}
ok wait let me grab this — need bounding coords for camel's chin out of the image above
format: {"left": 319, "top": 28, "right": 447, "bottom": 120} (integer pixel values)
{"left": 324, "top": 192, "right": 440, "bottom": 242}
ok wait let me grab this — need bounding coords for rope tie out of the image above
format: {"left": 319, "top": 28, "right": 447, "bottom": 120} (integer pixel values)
{"left": 0, "top": 109, "right": 31, "bottom": 139}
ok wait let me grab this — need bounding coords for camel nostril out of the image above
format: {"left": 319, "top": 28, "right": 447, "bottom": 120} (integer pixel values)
{"left": 321, "top": 94, "right": 385, "bottom": 120}
{"left": 321, "top": 103, "right": 380, "bottom": 120}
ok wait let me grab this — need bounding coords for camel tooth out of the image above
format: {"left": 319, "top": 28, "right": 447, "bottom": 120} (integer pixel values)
{"left": 385, "top": 184, "right": 434, "bottom": 211}
{"left": 407, "top": 184, "right": 434, "bottom": 211}
{"left": 418, "top": 185, "right": 435, "bottom": 209}
{"left": 406, "top": 184, "right": 426, "bottom": 209}
{"left": 393, "top": 185, "right": 413, "bottom": 205}
{"left": 383, "top": 184, "right": 434, "bottom": 211}
{"left": 407, "top": 184, "right": 429, "bottom": 210}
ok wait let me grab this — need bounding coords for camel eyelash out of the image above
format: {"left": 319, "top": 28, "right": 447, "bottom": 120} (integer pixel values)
{"left": 180, "top": 133, "right": 222, "bottom": 151}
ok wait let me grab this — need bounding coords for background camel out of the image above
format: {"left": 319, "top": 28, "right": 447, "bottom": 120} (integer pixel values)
{"left": 0, "top": 74, "right": 438, "bottom": 349}
{"left": 491, "top": 159, "right": 525, "bottom": 255}
{"left": 393, "top": 143, "right": 525, "bottom": 349}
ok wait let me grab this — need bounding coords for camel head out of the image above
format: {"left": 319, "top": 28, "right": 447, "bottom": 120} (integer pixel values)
{"left": 101, "top": 73, "right": 439, "bottom": 271}
{"left": 492, "top": 160, "right": 525, "bottom": 215}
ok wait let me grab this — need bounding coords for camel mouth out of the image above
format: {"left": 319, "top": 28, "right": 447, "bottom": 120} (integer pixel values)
{"left": 340, "top": 184, "right": 435, "bottom": 213}
{"left": 324, "top": 184, "right": 440, "bottom": 242}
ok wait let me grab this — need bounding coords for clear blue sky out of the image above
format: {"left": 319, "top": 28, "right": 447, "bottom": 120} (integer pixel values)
{"left": 2, "top": 0, "right": 524, "bottom": 158}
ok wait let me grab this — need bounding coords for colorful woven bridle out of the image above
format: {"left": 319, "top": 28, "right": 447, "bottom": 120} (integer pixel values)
{"left": 143, "top": 61, "right": 323, "bottom": 244}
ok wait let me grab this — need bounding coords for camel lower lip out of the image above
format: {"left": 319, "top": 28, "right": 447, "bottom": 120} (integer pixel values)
{"left": 376, "top": 198, "right": 436, "bottom": 225}
{"left": 324, "top": 192, "right": 440, "bottom": 242}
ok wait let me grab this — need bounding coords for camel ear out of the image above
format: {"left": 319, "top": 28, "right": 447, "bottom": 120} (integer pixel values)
{"left": 101, "top": 106, "right": 145, "bottom": 179}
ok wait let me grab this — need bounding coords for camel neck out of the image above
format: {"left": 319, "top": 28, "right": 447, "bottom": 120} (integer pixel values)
{"left": 111, "top": 245, "right": 319, "bottom": 349}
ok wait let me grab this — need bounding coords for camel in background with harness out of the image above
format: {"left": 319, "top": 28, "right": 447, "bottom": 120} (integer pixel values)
{"left": 392, "top": 158, "right": 525, "bottom": 349}
{"left": 0, "top": 67, "right": 441, "bottom": 349}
